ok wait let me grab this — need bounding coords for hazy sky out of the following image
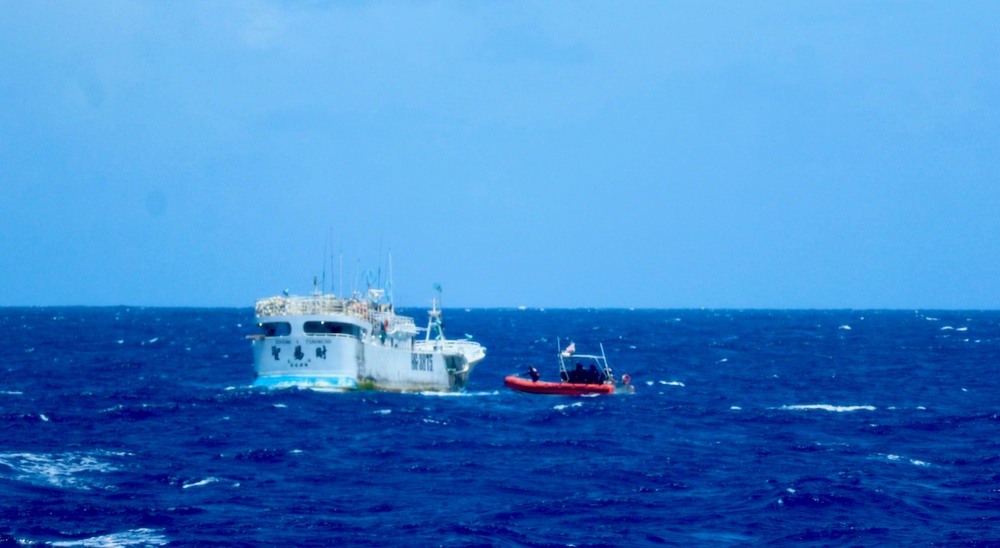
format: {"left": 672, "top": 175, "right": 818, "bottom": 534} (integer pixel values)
{"left": 2, "top": 2, "right": 998, "bottom": 308}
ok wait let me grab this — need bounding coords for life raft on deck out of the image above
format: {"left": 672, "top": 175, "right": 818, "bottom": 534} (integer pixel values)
{"left": 504, "top": 375, "right": 615, "bottom": 395}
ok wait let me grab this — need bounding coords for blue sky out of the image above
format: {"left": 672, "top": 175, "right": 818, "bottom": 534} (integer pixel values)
{"left": 2, "top": 2, "right": 998, "bottom": 308}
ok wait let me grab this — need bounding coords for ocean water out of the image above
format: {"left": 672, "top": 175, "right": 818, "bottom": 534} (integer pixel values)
{"left": 1, "top": 307, "right": 998, "bottom": 547}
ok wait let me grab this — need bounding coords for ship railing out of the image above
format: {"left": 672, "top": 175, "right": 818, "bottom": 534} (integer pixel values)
{"left": 255, "top": 295, "right": 416, "bottom": 329}
{"left": 415, "top": 339, "right": 484, "bottom": 356}
{"left": 255, "top": 296, "right": 350, "bottom": 316}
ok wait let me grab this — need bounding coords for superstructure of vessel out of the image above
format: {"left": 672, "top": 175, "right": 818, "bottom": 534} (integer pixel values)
{"left": 249, "top": 284, "right": 485, "bottom": 392}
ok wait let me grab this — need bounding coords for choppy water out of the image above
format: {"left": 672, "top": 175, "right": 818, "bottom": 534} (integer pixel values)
{"left": 1, "top": 307, "right": 998, "bottom": 546}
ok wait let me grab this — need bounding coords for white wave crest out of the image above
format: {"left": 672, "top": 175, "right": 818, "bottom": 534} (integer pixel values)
{"left": 780, "top": 404, "right": 876, "bottom": 413}
{"left": 51, "top": 528, "right": 169, "bottom": 547}
{"left": 182, "top": 477, "right": 219, "bottom": 489}
{"left": 0, "top": 452, "right": 119, "bottom": 490}
{"left": 554, "top": 402, "right": 584, "bottom": 411}
{"left": 418, "top": 390, "right": 498, "bottom": 397}
{"left": 885, "top": 454, "right": 930, "bottom": 467}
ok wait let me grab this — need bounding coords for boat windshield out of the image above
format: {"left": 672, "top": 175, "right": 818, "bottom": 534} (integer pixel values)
{"left": 561, "top": 355, "right": 612, "bottom": 384}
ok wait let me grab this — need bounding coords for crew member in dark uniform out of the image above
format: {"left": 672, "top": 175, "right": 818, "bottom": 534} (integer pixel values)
{"left": 528, "top": 365, "right": 540, "bottom": 382}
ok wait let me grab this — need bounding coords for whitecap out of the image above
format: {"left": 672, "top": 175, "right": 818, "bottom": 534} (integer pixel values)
{"left": 40, "top": 414, "right": 50, "bottom": 422}
{"left": 887, "top": 454, "right": 901, "bottom": 461}
{"left": 553, "top": 402, "right": 584, "bottom": 411}
{"left": 660, "top": 381, "right": 685, "bottom": 387}
{"left": 182, "top": 477, "right": 219, "bottom": 489}
{"left": 51, "top": 528, "right": 168, "bottom": 547}
{"left": 273, "top": 404, "right": 287, "bottom": 408}
{"left": 0, "top": 390, "right": 23, "bottom": 395}
{"left": 940, "top": 326, "right": 954, "bottom": 331}
{"left": 418, "top": 390, "right": 498, "bottom": 397}
{"left": 718, "top": 358, "right": 728, "bottom": 363}
{"left": 911, "top": 459, "right": 929, "bottom": 467}
{"left": 645, "top": 381, "right": 654, "bottom": 386}
{"left": 148, "top": 337, "right": 159, "bottom": 344}
{"left": 780, "top": 404, "right": 876, "bottom": 412}
{"left": 730, "top": 406, "right": 742, "bottom": 410}
{"left": 956, "top": 327, "right": 968, "bottom": 332}
{"left": 839, "top": 325, "right": 851, "bottom": 330}
{"left": 374, "top": 409, "right": 392, "bottom": 415}
{"left": 0, "top": 452, "right": 118, "bottom": 490}
{"left": 116, "top": 340, "right": 125, "bottom": 344}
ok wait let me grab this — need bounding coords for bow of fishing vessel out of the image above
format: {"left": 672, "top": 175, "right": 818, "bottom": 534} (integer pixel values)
{"left": 504, "top": 341, "right": 633, "bottom": 395}
{"left": 248, "top": 284, "right": 485, "bottom": 392}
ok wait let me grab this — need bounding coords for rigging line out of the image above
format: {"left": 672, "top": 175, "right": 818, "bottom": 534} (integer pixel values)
{"left": 377, "top": 236, "right": 383, "bottom": 290}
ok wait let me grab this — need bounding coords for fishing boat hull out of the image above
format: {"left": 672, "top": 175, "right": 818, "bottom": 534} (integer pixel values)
{"left": 504, "top": 375, "right": 615, "bottom": 395}
{"left": 250, "top": 294, "right": 485, "bottom": 392}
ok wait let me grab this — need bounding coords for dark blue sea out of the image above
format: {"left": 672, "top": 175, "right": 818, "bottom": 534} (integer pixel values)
{"left": 2, "top": 308, "right": 999, "bottom": 547}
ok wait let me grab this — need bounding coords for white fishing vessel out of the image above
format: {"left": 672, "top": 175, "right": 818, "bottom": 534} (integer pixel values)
{"left": 249, "top": 282, "right": 486, "bottom": 392}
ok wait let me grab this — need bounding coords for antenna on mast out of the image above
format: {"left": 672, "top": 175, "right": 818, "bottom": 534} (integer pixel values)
{"left": 388, "top": 250, "right": 394, "bottom": 306}
{"left": 377, "top": 237, "right": 383, "bottom": 288}
{"left": 353, "top": 260, "right": 360, "bottom": 296}
{"left": 322, "top": 231, "right": 329, "bottom": 295}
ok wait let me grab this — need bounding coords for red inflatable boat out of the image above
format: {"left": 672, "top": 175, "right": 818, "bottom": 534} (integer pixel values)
{"left": 504, "top": 376, "right": 616, "bottom": 395}
{"left": 504, "top": 341, "right": 633, "bottom": 396}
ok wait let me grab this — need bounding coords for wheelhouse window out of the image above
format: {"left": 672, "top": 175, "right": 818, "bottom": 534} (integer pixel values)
{"left": 304, "top": 321, "right": 355, "bottom": 336}
{"left": 258, "top": 322, "right": 291, "bottom": 337}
